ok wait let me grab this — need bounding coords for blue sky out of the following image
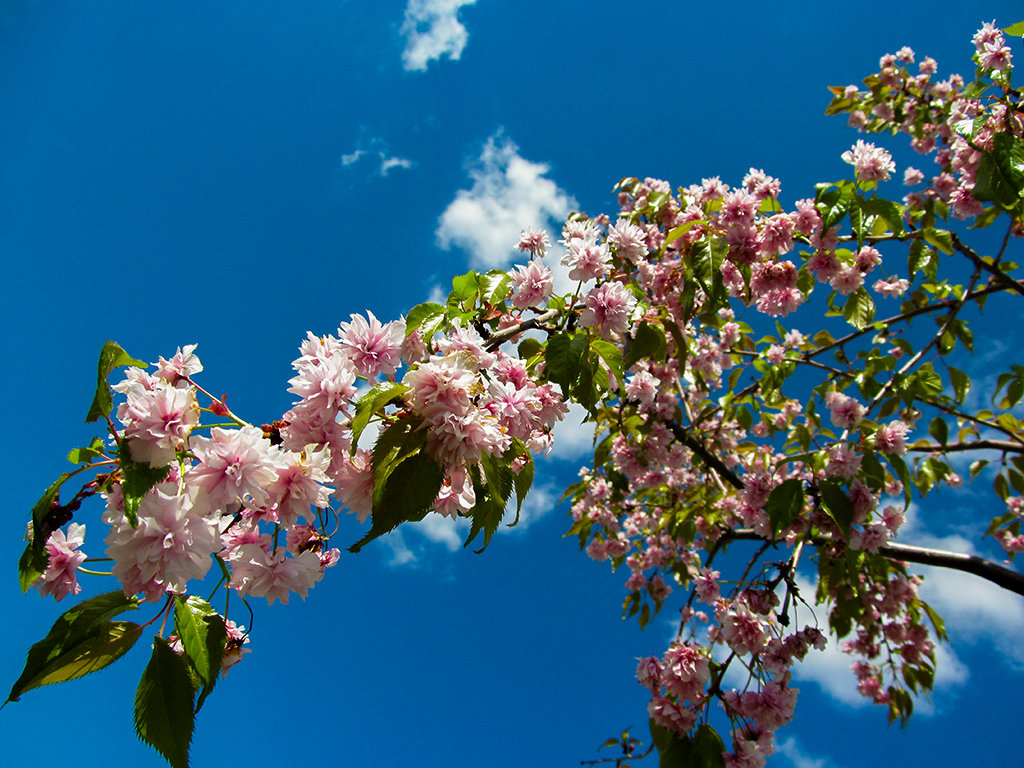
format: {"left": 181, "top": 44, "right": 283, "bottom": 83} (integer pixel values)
{"left": 2, "top": 2, "right": 1024, "bottom": 766}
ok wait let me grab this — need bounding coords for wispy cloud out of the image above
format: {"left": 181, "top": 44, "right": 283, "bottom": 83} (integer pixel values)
{"left": 437, "top": 131, "right": 576, "bottom": 268}
{"left": 400, "top": 0, "right": 479, "bottom": 72}
{"left": 776, "top": 737, "right": 840, "bottom": 768}
{"left": 339, "top": 136, "right": 414, "bottom": 177}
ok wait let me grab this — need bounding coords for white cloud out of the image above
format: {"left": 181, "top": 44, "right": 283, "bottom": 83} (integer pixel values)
{"left": 437, "top": 132, "right": 576, "bottom": 268}
{"left": 339, "top": 136, "right": 414, "bottom": 177}
{"left": 896, "top": 503, "right": 1024, "bottom": 664}
{"left": 400, "top": 0, "right": 478, "bottom": 72}
{"left": 546, "top": 401, "right": 598, "bottom": 462}
{"left": 776, "top": 737, "right": 838, "bottom": 768}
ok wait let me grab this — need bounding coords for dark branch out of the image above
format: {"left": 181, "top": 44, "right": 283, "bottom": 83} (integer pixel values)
{"left": 908, "top": 439, "right": 1024, "bottom": 455}
{"left": 723, "top": 528, "right": 1024, "bottom": 598}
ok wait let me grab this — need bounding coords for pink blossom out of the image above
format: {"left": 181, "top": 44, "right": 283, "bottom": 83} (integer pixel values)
{"left": 562, "top": 239, "right": 612, "bottom": 282}
{"left": 579, "top": 281, "right": 637, "bottom": 339}
{"left": 825, "top": 391, "right": 866, "bottom": 428}
{"left": 189, "top": 426, "right": 281, "bottom": 510}
{"left": 230, "top": 544, "right": 323, "bottom": 605}
{"left": 104, "top": 487, "right": 219, "bottom": 602}
{"left": 33, "top": 523, "right": 88, "bottom": 601}
{"left": 264, "top": 446, "right": 334, "bottom": 528}
{"left": 153, "top": 344, "right": 203, "bottom": 385}
{"left": 607, "top": 218, "right": 649, "bottom": 263}
{"left": 508, "top": 259, "right": 553, "bottom": 309}
{"left": 875, "top": 420, "right": 910, "bottom": 455}
{"left": 841, "top": 140, "right": 896, "bottom": 182}
{"left": 332, "top": 448, "right": 375, "bottom": 523}
{"left": 873, "top": 277, "right": 909, "bottom": 298}
{"left": 338, "top": 311, "right": 405, "bottom": 380}
{"left": 904, "top": 167, "right": 924, "bottom": 186}
{"left": 516, "top": 227, "right": 550, "bottom": 257}
{"left": 119, "top": 383, "right": 200, "bottom": 466}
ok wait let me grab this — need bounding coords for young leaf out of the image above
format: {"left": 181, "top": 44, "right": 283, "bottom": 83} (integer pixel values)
{"left": 625, "top": 321, "right": 668, "bottom": 369}
{"left": 7, "top": 591, "right": 140, "bottom": 703}
{"left": 86, "top": 341, "right": 147, "bottom": 423}
{"left": 135, "top": 637, "right": 196, "bottom": 768}
{"left": 544, "top": 330, "right": 589, "bottom": 394}
{"left": 349, "top": 382, "right": 410, "bottom": 452}
{"left": 843, "top": 287, "right": 875, "bottom": 330}
{"left": 67, "top": 436, "right": 107, "bottom": 465}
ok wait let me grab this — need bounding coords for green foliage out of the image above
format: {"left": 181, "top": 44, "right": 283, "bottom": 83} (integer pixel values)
{"left": 117, "top": 439, "right": 171, "bottom": 528}
{"left": 85, "top": 340, "right": 146, "bottom": 423}
{"left": 6, "top": 591, "right": 141, "bottom": 703}
{"left": 135, "top": 637, "right": 196, "bottom": 768}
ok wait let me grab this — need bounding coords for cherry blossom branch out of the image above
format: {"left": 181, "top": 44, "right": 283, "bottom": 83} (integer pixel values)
{"left": 483, "top": 307, "right": 562, "bottom": 351}
{"left": 950, "top": 231, "right": 1024, "bottom": 297}
{"left": 722, "top": 528, "right": 1024, "bottom": 598}
{"left": 907, "top": 439, "right": 1024, "bottom": 455}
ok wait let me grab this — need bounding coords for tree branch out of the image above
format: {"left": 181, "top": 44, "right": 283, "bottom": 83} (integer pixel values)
{"left": 907, "top": 439, "right": 1024, "bottom": 455}
{"left": 723, "top": 528, "right": 1024, "bottom": 598}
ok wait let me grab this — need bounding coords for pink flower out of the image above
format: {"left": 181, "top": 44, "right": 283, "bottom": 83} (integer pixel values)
{"left": 875, "top": 420, "right": 910, "bottom": 455}
{"left": 562, "top": 239, "right": 612, "bottom": 282}
{"left": 230, "top": 544, "right": 323, "bottom": 605}
{"left": 189, "top": 426, "right": 281, "bottom": 510}
{"left": 825, "top": 391, "right": 866, "bottom": 428}
{"left": 104, "top": 487, "right": 219, "bottom": 602}
{"left": 607, "top": 218, "right": 648, "bottom": 263}
{"left": 508, "top": 259, "right": 553, "bottom": 309}
{"left": 33, "top": 523, "right": 88, "bottom": 601}
{"left": 153, "top": 344, "right": 203, "bottom": 385}
{"left": 332, "top": 448, "right": 375, "bottom": 523}
{"left": 264, "top": 446, "right": 334, "bottom": 528}
{"left": 338, "top": 311, "right": 405, "bottom": 380}
{"left": 841, "top": 140, "right": 896, "bottom": 182}
{"left": 516, "top": 227, "right": 550, "bottom": 257}
{"left": 118, "top": 383, "right": 200, "bottom": 466}
{"left": 579, "top": 281, "right": 637, "bottom": 339}
{"left": 873, "top": 277, "right": 909, "bottom": 298}
{"left": 830, "top": 265, "right": 864, "bottom": 296}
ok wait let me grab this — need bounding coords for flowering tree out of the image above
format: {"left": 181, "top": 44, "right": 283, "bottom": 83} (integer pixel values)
{"left": 8, "top": 21, "right": 1024, "bottom": 768}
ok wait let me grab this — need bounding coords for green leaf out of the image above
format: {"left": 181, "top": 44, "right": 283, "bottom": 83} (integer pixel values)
{"left": 7, "top": 591, "right": 141, "bottom": 703}
{"left": 86, "top": 341, "right": 147, "bottom": 423}
{"left": 922, "top": 227, "right": 953, "bottom": 255}
{"left": 625, "top": 321, "right": 668, "bottom": 369}
{"left": 907, "top": 239, "right": 933, "bottom": 277}
{"left": 449, "top": 271, "right": 480, "bottom": 309}
{"left": 351, "top": 442, "right": 444, "bottom": 553}
{"left": 948, "top": 366, "right": 970, "bottom": 403}
{"left": 843, "top": 287, "right": 875, "bottom": 330}
{"left": 1004, "top": 21, "right": 1024, "bottom": 36}
{"left": 765, "top": 478, "right": 805, "bottom": 537}
{"left": 818, "top": 480, "right": 854, "bottom": 537}
{"left": 349, "top": 382, "right": 409, "bottom": 452}
{"left": 861, "top": 451, "right": 886, "bottom": 492}
{"left": 173, "top": 596, "right": 227, "bottom": 713}
{"left": 512, "top": 449, "right": 534, "bottom": 522}
{"left": 135, "top": 637, "right": 196, "bottom": 768}
{"left": 928, "top": 416, "right": 948, "bottom": 447}
{"left": 650, "top": 719, "right": 692, "bottom": 768}
{"left": 404, "top": 302, "right": 445, "bottom": 337}
{"left": 690, "top": 724, "right": 726, "bottom": 768}
{"left": 67, "top": 436, "right": 107, "bottom": 465}
{"left": 20, "top": 472, "right": 76, "bottom": 591}
{"left": 481, "top": 269, "right": 512, "bottom": 305}
{"left": 544, "top": 330, "right": 589, "bottom": 394}
{"left": 117, "top": 439, "right": 171, "bottom": 527}
{"left": 517, "top": 337, "right": 543, "bottom": 361}
{"left": 972, "top": 134, "right": 1024, "bottom": 209}
{"left": 591, "top": 339, "right": 625, "bottom": 390}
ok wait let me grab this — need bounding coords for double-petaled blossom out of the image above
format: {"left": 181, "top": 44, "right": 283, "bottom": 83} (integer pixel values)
{"left": 189, "top": 426, "right": 281, "bottom": 511}
{"left": 508, "top": 259, "right": 553, "bottom": 309}
{"left": 33, "top": 523, "right": 88, "bottom": 601}
{"left": 229, "top": 543, "right": 323, "bottom": 605}
{"left": 104, "top": 485, "right": 219, "bottom": 602}
{"left": 841, "top": 140, "right": 895, "bottom": 182}
{"left": 116, "top": 380, "right": 200, "bottom": 466}
{"left": 338, "top": 312, "right": 406, "bottom": 380}
{"left": 579, "top": 281, "right": 637, "bottom": 339}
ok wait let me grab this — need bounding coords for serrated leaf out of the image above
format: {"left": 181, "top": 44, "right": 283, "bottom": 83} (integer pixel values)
{"left": 349, "top": 382, "right": 409, "bottom": 452}
{"left": 512, "top": 450, "right": 534, "bottom": 521}
{"left": 592, "top": 339, "right": 625, "bottom": 390}
{"left": 544, "top": 330, "right": 589, "bottom": 394}
{"left": 135, "top": 637, "right": 196, "bottom": 768}
{"left": 691, "top": 724, "right": 726, "bottom": 768}
{"left": 765, "top": 478, "right": 805, "bottom": 537}
{"left": 173, "top": 596, "right": 226, "bottom": 713}
{"left": 908, "top": 239, "right": 933, "bottom": 277}
{"left": 928, "top": 416, "right": 948, "bottom": 446}
{"left": 818, "top": 480, "right": 854, "bottom": 537}
{"left": 7, "top": 591, "right": 141, "bottom": 702}
{"left": 517, "top": 337, "right": 543, "bottom": 360}
{"left": 922, "top": 227, "right": 953, "bottom": 255}
{"left": 86, "top": 341, "right": 147, "bottom": 423}
{"left": 351, "top": 446, "right": 443, "bottom": 553}
{"left": 650, "top": 719, "right": 692, "bottom": 768}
